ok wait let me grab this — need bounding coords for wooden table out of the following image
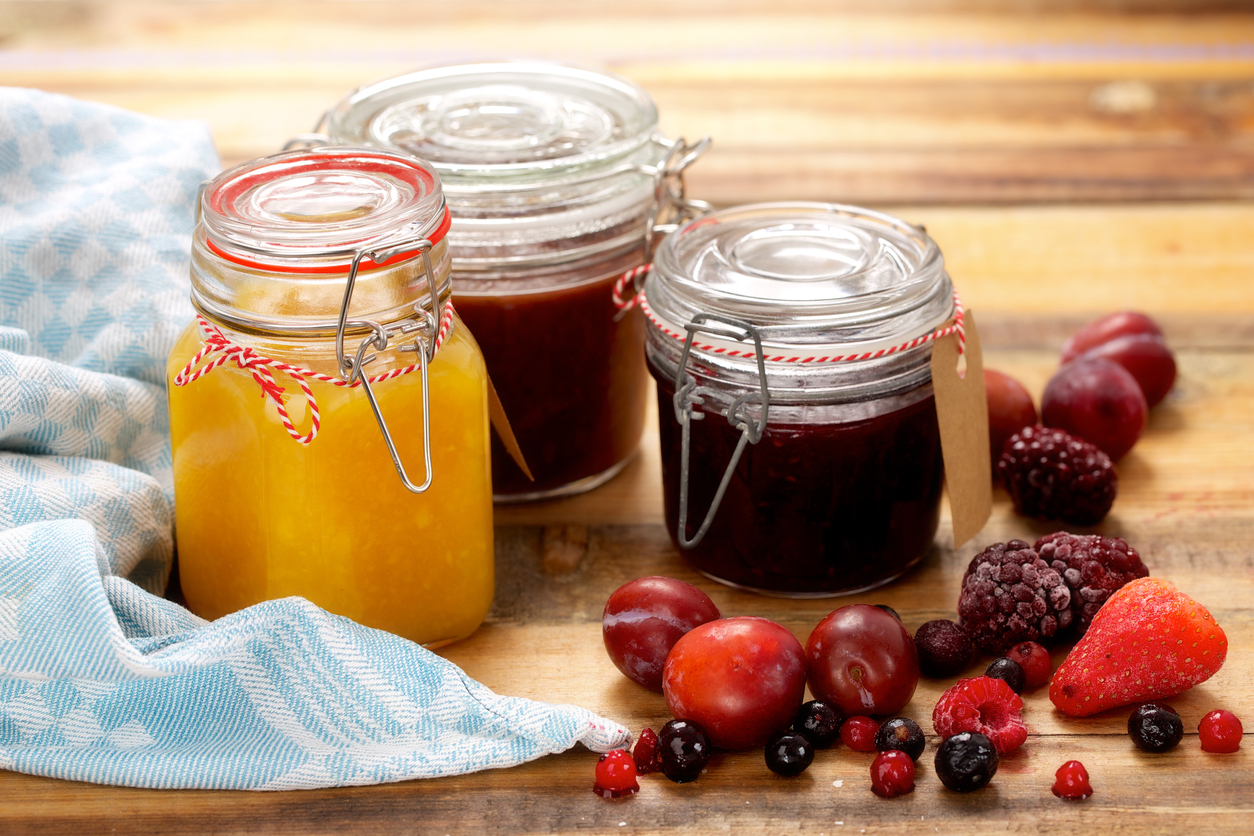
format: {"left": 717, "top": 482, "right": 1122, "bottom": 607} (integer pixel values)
{"left": 2, "top": 2, "right": 1252, "bottom": 833}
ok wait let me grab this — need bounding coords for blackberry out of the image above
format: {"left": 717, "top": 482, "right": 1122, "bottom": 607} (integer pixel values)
{"left": 957, "top": 540, "right": 1072, "bottom": 655}
{"left": 1127, "top": 702, "right": 1184, "bottom": 753}
{"left": 984, "top": 657, "right": 1027, "bottom": 694}
{"left": 934, "top": 731, "right": 999, "bottom": 793}
{"left": 764, "top": 730, "right": 814, "bottom": 777}
{"left": 1035, "top": 532, "right": 1150, "bottom": 635}
{"left": 914, "top": 619, "right": 975, "bottom": 678}
{"left": 874, "top": 717, "right": 926, "bottom": 762}
{"left": 998, "top": 426, "right": 1116, "bottom": 526}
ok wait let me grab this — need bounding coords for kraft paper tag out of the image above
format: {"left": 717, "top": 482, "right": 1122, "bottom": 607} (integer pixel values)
{"left": 931, "top": 308, "right": 992, "bottom": 548}
{"left": 487, "top": 374, "right": 534, "bottom": 482}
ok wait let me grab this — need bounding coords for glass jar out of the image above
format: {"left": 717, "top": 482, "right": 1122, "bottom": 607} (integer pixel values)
{"left": 166, "top": 146, "right": 494, "bottom": 647}
{"left": 643, "top": 203, "right": 955, "bottom": 597}
{"left": 319, "top": 62, "right": 708, "bottom": 501}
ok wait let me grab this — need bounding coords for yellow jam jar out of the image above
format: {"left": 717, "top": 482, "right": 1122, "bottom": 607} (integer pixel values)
{"left": 167, "top": 147, "right": 494, "bottom": 647}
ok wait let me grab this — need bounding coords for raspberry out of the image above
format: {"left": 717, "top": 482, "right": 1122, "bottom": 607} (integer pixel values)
{"left": 1051, "top": 760, "right": 1092, "bottom": 800}
{"left": 1035, "top": 532, "right": 1150, "bottom": 635}
{"left": 1198, "top": 710, "right": 1243, "bottom": 753}
{"left": 914, "top": 619, "right": 975, "bottom": 678}
{"left": 957, "top": 540, "right": 1072, "bottom": 655}
{"left": 998, "top": 426, "right": 1116, "bottom": 526}
{"left": 932, "top": 676, "right": 1028, "bottom": 754}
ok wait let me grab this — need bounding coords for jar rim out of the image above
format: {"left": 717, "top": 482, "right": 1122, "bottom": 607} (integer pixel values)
{"left": 645, "top": 201, "right": 954, "bottom": 358}
{"left": 200, "top": 146, "right": 449, "bottom": 271}
{"left": 323, "top": 61, "right": 660, "bottom": 183}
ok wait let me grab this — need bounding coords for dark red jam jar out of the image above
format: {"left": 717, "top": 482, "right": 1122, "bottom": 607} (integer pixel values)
{"left": 321, "top": 62, "right": 708, "bottom": 501}
{"left": 642, "top": 203, "right": 955, "bottom": 596}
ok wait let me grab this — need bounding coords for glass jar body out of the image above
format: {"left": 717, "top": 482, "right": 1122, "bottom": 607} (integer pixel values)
{"left": 167, "top": 313, "right": 494, "bottom": 646}
{"left": 648, "top": 357, "right": 943, "bottom": 596}
{"left": 455, "top": 245, "right": 648, "bottom": 500}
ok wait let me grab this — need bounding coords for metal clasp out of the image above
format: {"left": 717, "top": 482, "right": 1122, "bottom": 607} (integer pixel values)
{"left": 336, "top": 235, "right": 444, "bottom": 494}
{"left": 644, "top": 136, "right": 715, "bottom": 266}
{"left": 672, "top": 313, "right": 770, "bottom": 549}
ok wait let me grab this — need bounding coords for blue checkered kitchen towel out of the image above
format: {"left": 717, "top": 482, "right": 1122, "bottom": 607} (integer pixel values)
{"left": 0, "top": 89, "right": 629, "bottom": 790}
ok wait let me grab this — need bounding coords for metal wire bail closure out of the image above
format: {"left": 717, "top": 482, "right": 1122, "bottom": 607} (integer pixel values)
{"left": 643, "top": 136, "right": 714, "bottom": 266}
{"left": 337, "top": 237, "right": 443, "bottom": 494}
{"left": 672, "top": 313, "right": 771, "bottom": 549}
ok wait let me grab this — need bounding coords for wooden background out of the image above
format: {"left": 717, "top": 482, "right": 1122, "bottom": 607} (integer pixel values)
{"left": 2, "top": 1, "right": 1252, "bottom": 833}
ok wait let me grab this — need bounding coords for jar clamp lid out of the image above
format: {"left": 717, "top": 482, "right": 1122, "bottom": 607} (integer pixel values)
{"left": 304, "top": 62, "right": 710, "bottom": 272}
{"left": 192, "top": 146, "right": 454, "bottom": 493}
{"left": 643, "top": 202, "right": 956, "bottom": 547}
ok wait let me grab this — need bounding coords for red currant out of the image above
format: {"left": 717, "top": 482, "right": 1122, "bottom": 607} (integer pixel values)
{"left": 593, "top": 749, "right": 640, "bottom": 798}
{"left": 841, "top": 716, "right": 880, "bottom": 753}
{"left": 870, "top": 750, "right": 915, "bottom": 798}
{"left": 1198, "top": 709, "right": 1243, "bottom": 753}
{"left": 632, "top": 727, "right": 661, "bottom": 774}
{"left": 1051, "top": 760, "right": 1092, "bottom": 800}
{"left": 1004, "top": 640, "right": 1052, "bottom": 690}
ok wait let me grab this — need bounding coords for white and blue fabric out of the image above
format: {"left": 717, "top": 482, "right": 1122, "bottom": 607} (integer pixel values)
{"left": 0, "top": 89, "right": 629, "bottom": 790}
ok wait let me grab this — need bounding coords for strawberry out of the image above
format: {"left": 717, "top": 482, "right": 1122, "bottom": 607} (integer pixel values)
{"left": 1049, "top": 577, "right": 1227, "bottom": 717}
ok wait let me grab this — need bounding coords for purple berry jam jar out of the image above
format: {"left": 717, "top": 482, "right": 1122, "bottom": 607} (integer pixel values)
{"left": 642, "top": 203, "right": 955, "bottom": 596}
{"left": 320, "top": 62, "right": 708, "bottom": 502}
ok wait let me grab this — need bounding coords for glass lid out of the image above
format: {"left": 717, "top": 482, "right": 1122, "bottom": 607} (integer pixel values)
{"left": 645, "top": 202, "right": 954, "bottom": 352}
{"left": 323, "top": 62, "right": 660, "bottom": 184}
{"left": 200, "top": 146, "right": 449, "bottom": 268}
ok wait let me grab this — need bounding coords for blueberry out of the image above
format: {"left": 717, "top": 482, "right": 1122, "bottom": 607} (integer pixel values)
{"left": 985, "top": 657, "right": 1027, "bottom": 694}
{"left": 874, "top": 716, "right": 926, "bottom": 762}
{"left": 657, "top": 719, "right": 711, "bottom": 783}
{"left": 764, "top": 730, "right": 814, "bottom": 777}
{"left": 935, "top": 731, "right": 999, "bottom": 792}
{"left": 1128, "top": 702, "right": 1184, "bottom": 753}
{"left": 792, "top": 699, "right": 845, "bottom": 749}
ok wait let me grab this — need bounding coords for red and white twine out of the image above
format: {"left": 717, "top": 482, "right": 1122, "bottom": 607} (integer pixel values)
{"left": 173, "top": 302, "right": 456, "bottom": 445}
{"left": 613, "top": 264, "right": 965, "bottom": 363}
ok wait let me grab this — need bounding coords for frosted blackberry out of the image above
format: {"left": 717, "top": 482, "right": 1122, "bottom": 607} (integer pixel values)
{"left": 998, "top": 426, "right": 1116, "bottom": 526}
{"left": 958, "top": 540, "right": 1072, "bottom": 655}
{"left": 1035, "top": 532, "right": 1150, "bottom": 635}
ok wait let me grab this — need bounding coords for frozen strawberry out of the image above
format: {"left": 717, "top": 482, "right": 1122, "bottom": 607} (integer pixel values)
{"left": 1049, "top": 578, "right": 1227, "bottom": 718}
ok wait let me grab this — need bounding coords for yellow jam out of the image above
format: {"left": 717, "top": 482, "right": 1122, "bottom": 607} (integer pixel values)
{"left": 166, "top": 312, "right": 494, "bottom": 647}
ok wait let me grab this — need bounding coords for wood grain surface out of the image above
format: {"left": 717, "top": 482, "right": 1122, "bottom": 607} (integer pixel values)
{"left": 2, "top": 1, "right": 1253, "bottom": 833}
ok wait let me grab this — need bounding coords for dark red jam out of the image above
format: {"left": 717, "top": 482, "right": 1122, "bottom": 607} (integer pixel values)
{"left": 455, "top": 268, "right": 648, "bottom": 499}
{"left": 651, "top": 363, "right": 944, "bottom": 595}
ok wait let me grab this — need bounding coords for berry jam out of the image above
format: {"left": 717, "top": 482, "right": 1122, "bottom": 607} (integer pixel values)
{"left": 458, "top": 267, "right": 648, "bottom": 500}
{"left": 651, "top": 367, "right": 943, "bottom": 596}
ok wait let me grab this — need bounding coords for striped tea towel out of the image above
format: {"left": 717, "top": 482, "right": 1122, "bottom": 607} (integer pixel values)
{"left": 0, "top": 89, "right": 629, "bottom": 790}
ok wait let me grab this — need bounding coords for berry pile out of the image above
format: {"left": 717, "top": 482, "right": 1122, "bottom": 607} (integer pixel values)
{"left": 594, "top": 559, "right": 1235, "bottom": 804}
